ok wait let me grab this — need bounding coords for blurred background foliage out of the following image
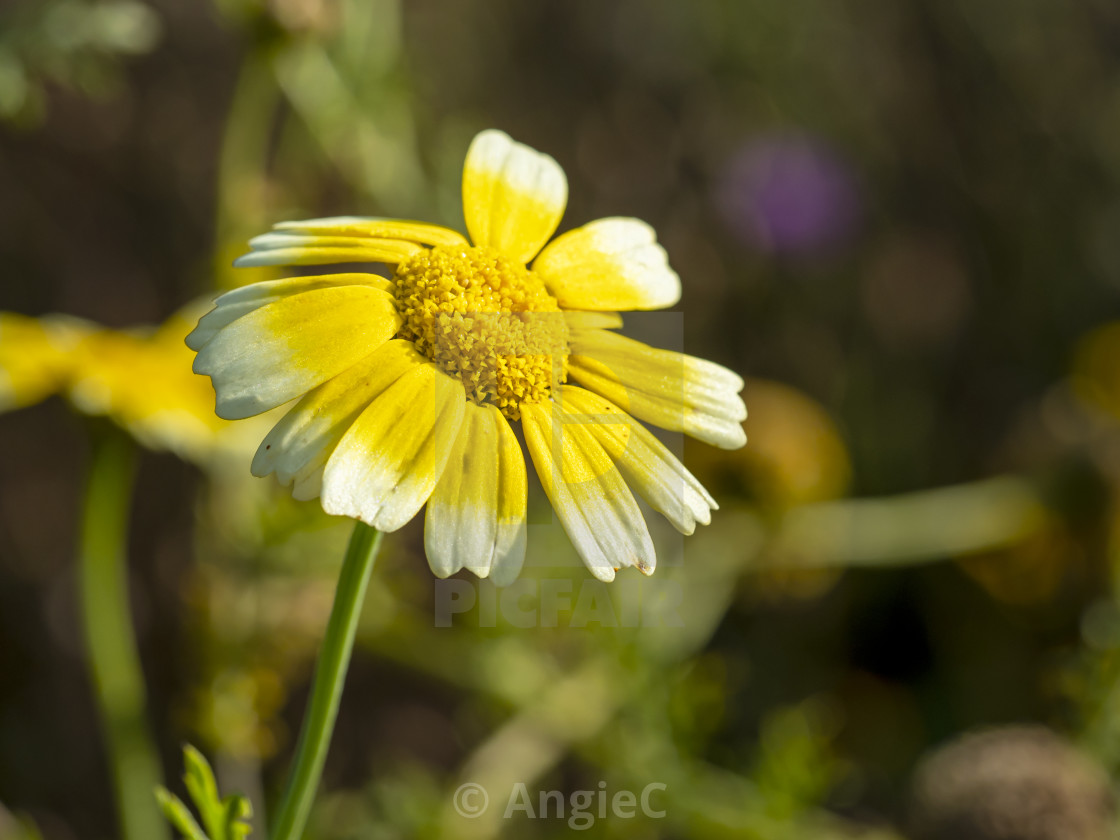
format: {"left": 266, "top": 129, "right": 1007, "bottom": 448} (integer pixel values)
{"left": 3, "top": 0, "right": 1120, "bottom": 838}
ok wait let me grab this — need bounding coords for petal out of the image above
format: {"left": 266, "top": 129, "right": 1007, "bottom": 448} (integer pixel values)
{"left": 521, "top": 400, "right": 656, "bottom": 581}
{"left": 272, "top": 216, "right": 468, "bottom": 247}
{"left": 235, "top": 217, "right": 467, "bottom": 268}
{"left": 424, "top": 402, "right": 527, "bottom": 585}
{"left": 193, "top": 285, "right": 402, "bottom": 419}
{"left": 489, "top": 407, "right": 530, "bottom": 586}
{"left": 232, "top": 238, "right": 423, "bottom": 268}
{"left": 558, "top": 386, "right": 717, "bottom": 536}
{"left": 563, "top": 311, "right": 623, "bottom": 331}
{"left": 0, "top": 313, "right": 85, "bottom": 411}
{"left": 567, "top": 328, "right": 747, "bottom": 450}
{"left": 534, "top": 218, "right": 681, "bottom": 310}
{"left": 462, "top": 129, "right": 567, "bottom": 264}
{"left": 251, "top": 340, "right": 427, "bottom": 500}
{"left": 321, "top": 365, "right": 466, "bottom": 531}
{"left": 186, "top": 274, "right": 392, "bottom": 351}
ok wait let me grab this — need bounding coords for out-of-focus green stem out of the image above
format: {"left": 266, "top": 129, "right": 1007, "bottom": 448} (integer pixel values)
{"left": 213, "top": 51, "right": 282, "bottom": 290}
{"left": 78, "top": 425, "right": 167, "bottom": 840}
{"left": 767, "top": 475, "right": 1050, "bottom": 567}
{"left": 270, "top": 522, "right": 383, "bottom": 840}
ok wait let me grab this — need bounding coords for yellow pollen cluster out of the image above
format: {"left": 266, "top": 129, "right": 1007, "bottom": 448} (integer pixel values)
{"left": 392, "top": 245, "right": 569, "bottom": 420}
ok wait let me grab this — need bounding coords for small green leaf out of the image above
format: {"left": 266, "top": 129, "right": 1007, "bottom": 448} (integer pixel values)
{"left": 155, "top": 787, "right": 209, "bottom": 840}
{"left": 183, "top": 745, "right": 226, "bottom": 840}
{"left": 222, "top": 795, "right": 254, "bottom": 840}
{"left": 156, "top": 744, "right": 254, "bottom": 840}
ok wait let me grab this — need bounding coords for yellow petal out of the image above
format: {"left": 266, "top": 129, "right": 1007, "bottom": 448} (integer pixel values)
{"left": 272, "top": 216, "right": 468, "bottom": 248}
{"left": 321, "top": 365, "right": 465, "bottom": 531}
{"left": 534, "top": 218, "right": 681, "bottom": 310}
{"left": 567, "top": 328, "right": 747, "bottom": 449}
{"left": 187, "top": 274, "right": 392, "bottom": 351}
{"left": 233, "top": 238, "right": 422, "bottom": 268}
{"left": 193, "top": 285, "right": 401, "bottom": 419}
{"left": 462, "top": 129, "right": 567, "bottom": 264}
{"left": 563, "top": 311, "right": 623, "bottom": 331}
{"left": 521, "top": 400, "right": 655, "bottom": 581}
{"left": 252, "top": 340, "right": 427, "bottom": 500}
{"left": 0, "top": 313, "right": 84, "bottom": 411}
{"left": 491, "top": 405, "right": 530, "bottom": 585}
{"left": 558, "top": 386, "right": 716, "bottom": 536}
{"left": 424, "top": 402, "right": 527, "bottom": 585}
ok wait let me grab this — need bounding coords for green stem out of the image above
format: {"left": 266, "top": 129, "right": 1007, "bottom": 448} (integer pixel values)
{"left": 212, "top": 50, "right": 282, "bottom": 290}
{"left": 78, "top": 425, "right": 167, "bottom": 840}
{"left": 270, "top": 522, "right": 383, "bottom": 840}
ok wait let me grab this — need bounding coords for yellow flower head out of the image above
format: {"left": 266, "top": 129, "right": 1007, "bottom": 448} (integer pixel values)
{"left": 189, "top": 129, "right": 747, "bottom": 583}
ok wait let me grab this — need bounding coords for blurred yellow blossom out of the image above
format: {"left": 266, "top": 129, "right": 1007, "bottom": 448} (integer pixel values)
{"left": 1072, "top": 321, "right": 1120, "bottom": 421}
{"left": 956, "top": 526, "right": 1081, "bottom": 606}
{"left": 191, "top": 666, "right": 287, "bottom": 760}
{"left": 67, "top": 309, "right": 232, "bottom": 462}
{"left": 0, "top": 306, "right": 247, "bottom": 464}
{"left": 0, "top": 312, "right": 83, "bottom": 411}
{"left": 686, "top": 378, "right": 848, "bottom": 508}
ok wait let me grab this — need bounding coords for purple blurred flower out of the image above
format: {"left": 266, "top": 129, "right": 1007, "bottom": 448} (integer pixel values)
{"left": 718, "top": 134, "right": 861, "bottom": 255}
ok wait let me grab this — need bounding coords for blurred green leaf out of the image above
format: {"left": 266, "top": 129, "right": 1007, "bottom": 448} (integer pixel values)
{"left": 0, "top": 0, "right": 161, "bottom": 125}
{"left": 751, "top": 701, "right": 844, "bottom": 821}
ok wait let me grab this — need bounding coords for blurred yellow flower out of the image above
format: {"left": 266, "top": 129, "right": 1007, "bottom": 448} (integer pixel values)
{"left": 190, "top": 129, "right": 746, "bottom": 584}
{"left": 0, "top": 312, "right": 82, "bottom": 411}
{"left": 682, "top": 379, "right": 850, "bottom": 602}
{"left": 687, "top": 378, "right": 849, "bottom": 508}
{"left": 955, "top": 526, "right": 1076, "bottom": 606}
{"left": 68, "top": 310, "right": 235, "bottom": 461}
{"left": 0, "top": 307, "right": 237, "bottom": 464}
{"left": 1072, "top": 321, "right": 1120, "bottom": 421}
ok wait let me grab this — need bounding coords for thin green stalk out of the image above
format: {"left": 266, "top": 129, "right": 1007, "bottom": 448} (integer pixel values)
{"left": 271, "top": 522, "right": 383, "bottom": 840}
{"left": 213, "top": 50, "right": 281, "bottom": 290}
{"left": 78, "top": 425, "right": 167, "bottom": 840}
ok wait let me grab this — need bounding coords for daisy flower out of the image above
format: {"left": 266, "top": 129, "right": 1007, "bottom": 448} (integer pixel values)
{"left": 189, "top": 129, "right": 746, "bottom": 584}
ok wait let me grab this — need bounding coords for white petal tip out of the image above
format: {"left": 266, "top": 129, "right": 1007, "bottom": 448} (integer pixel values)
{"left": 428, "top": 564, "right": 460, "bottom": 581}
{"left": 586, "top": 563, "right": 617, "bottom": 583}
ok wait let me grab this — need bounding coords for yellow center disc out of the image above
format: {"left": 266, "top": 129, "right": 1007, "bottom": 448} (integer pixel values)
{"left": 392, "top": 245, "right": 569, "bottom": 420}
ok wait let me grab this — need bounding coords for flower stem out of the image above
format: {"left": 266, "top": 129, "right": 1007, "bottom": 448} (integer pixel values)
{"left": 78, "top": 424, "right": 167, "bottom": 840}
{"left": 270, "top": 522, "right": 383, "bottom": 840}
